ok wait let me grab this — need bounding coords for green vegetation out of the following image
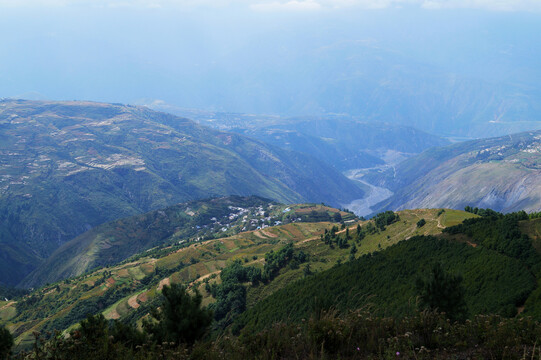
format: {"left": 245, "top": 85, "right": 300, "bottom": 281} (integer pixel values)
{"left": 236, "top": 235, "right": 535, "bottom": 333}
{"left": 443, "top": 210, "right": 541, "bottom": 271}
{"left": 1, "top": 219, "right": 339, "bottom": 348}
{"left": 203, "top": 311, "right": 541, "bottom": 360}
{"left": 262, "top": 243, "right": 308, "bottom": 281}
{"left": 373, "top": 210, "right": 400, "bottom": 231}
{"left": 0, "top": 206, "right": 511, "bottom": 358}
{"left": 0, "top": 325, "right": 12, "bottom": 360}
{"left": 416, "top": 263, "right": 467, "bottom": 321}
{"left": 11, "top": 297, "right": 541, "bottom": 359}
{"left": 0, "top": 288, "right": 27, "bottom": 302}
{"left": 208, "top": 260, "right": 256, "bottom": 328}
{"left": 23, "top": 200, "right": 353, "bottom": 289}
{"left": 464, "top": 206, "right": 501, "bottom": 217}
{"left": 144, "top": 284, "right": 212, "bottom": 346}
{"left": 21, "top": 196, "right": 283, "bottom": 288}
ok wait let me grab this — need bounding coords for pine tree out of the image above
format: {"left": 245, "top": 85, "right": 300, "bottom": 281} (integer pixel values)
{"left": 349, "top": 243, "right": 358, "bottom": 262}
{"left": 416, "top": 263, "right": 468, "bottom": 322}
{"left": 144, "top": 284, "right": 213, "bottom": 345}
{"left": 303, "top": 263, "right": 312, "bottom": 277}
{"left": 0, "top": 325, "right": 13, "bottom": 360}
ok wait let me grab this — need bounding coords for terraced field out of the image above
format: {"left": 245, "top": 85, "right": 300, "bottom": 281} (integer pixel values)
{"left": 0, "top": 208, "right": 473, "bottom": 349}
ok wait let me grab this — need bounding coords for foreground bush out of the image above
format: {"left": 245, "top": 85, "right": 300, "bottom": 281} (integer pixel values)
{"left": 192, "top": 309, "right": 541, "bottom": 359}
{"left": 0, "top": 325, "right": 13, "bottom": 360}
{"left": 13, "top": 308, "right": 541, "bottom": 360}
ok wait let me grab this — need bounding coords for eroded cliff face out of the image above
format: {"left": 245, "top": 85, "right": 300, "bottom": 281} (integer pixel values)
{"left": 368, "top": 131, "right": 541, "bottom": 214}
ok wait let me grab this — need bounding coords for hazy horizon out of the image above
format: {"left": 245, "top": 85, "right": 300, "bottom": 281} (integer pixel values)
{"left": 2, "top": 1, "right": 541, "bottom": 136}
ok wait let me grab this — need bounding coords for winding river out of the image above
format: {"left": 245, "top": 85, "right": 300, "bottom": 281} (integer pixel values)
{"left": 341, "top": 169, "right": 393, "bottom": 217}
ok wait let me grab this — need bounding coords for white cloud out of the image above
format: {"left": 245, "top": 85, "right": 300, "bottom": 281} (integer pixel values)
{"left": 0, "top": 0, "right": 68, "bottom": 6}
{"left": 252, "top": 0, "right": 541, "bottom": 12}
{"left": 325, "top": 0, "right": 414, "bottom": 9}
{"left": 421, "top": 0, "right": 541, "bottom": 11}
{"left": 0, "top": 0, "right": 540, "bottom": 12}
{"left": 326, "top": 0, "right": 541, "bottom": 11}
{"left": 0, "top": 0, "right": 236, "bottom": 8}
{"left": 250, "top": 0, "right": 322, "bottom": 12}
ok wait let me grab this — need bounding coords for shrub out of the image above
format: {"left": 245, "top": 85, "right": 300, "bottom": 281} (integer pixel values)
{"left": 0, "top": 325, "right": 13, "bottom": 360}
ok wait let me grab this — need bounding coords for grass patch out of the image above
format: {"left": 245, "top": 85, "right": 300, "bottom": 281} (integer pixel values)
{"left": 441, "top": 209, "right": 479, "bottom": 227}
{"left": 0, "top": 305, "right": 16, "bottom": 321}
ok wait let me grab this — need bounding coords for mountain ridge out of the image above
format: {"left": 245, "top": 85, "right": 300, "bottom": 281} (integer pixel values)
{"left": 142, "top": 103, "right": 451, "bottom": 171}
{"left": 365, "top": 130, "right": 541, "bottom": 214}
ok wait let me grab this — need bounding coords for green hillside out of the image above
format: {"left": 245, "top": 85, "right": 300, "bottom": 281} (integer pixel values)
{"left": 20, "top": 197, "right": 354, "bottom": 288}
{"left": 0, "top": 100, "right": 365, "bottom": 286}
{"left": 20, "top": 196, "right": 279, "bottom": 288}
{"left": 366, "top": 130, "right": 541, "bottom": 214}
{"left": 237, "top": 235, "right": 535, "bottom": 333}
{"left": 236, "top": 210, "right": 541, "bottom": 334}
{"left": 0, "top": 207, "right": 470, "bottom": 350}
{"left": 7, "top": 208, "right": 541, "bottom": 359}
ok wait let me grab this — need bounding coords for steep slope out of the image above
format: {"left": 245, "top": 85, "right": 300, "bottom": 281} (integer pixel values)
{"left": 366, "top": 130, "right": 541, "bottom": 214}
{"left": 0, "top": 100, "right": 364, "bottom": 286}
{"left": 236, "top": 211, "right": 541, "bottom": 332}
{"left": 237, "top": 235, "right": 535, "bottom": 333}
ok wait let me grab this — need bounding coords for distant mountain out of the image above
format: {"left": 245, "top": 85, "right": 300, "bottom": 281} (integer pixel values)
{"left": 366, "top": 130, "right": 541, "bottom": 213}
{"left": 232, "top": 119, "right": 449, "bottom": 171}
{"left": 0, "top": 100, "right": 364, "bottom": 286}
{"left": 139, "top": 41, "right": 541, "bottom": 139}
{"left": 141, "top": 103, "right": 450, "bottom": 170}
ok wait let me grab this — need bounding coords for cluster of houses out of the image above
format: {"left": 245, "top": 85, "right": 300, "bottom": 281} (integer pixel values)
{"left": 188, "top": 204, "right": 303, "bottom": 240}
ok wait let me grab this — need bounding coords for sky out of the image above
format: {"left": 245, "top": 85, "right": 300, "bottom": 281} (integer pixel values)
{"left": 1, "top": 0, "right": 540, "bottom": 135}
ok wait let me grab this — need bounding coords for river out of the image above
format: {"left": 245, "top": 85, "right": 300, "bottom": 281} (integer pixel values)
{"left": 341, "top": 169, "right": 393, "bottom": 217}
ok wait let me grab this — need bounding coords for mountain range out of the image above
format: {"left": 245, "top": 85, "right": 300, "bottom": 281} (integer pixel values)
{"left": 0, "top": 100, "right": 365, "bottom": 286}
{"left": 139, "top": 40, "right": 541, "bottom": 139}
{"left": 141, "top": 103, "right": 450, "bottom": 171}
